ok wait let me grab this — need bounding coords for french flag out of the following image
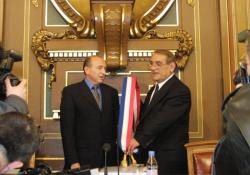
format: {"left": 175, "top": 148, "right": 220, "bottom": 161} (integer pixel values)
{"left": 118, "top": 76, "right": 141, "bottom": 153}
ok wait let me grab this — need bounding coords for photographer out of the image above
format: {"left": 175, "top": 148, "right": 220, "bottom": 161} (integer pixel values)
{"left": 0, "top": 77, "right": 28, "bottom": 114}
{"left": 0, "top": 46, "right": 28, "bottom": 115}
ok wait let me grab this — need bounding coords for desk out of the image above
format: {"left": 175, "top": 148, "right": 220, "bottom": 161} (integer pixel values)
{"left": 99, "top": 165, "right": 147, "bottom": 175}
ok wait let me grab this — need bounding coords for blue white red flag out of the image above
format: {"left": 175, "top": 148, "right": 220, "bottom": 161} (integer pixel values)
{"left": 118, "top": 76, "right": 141, "bottom": 153}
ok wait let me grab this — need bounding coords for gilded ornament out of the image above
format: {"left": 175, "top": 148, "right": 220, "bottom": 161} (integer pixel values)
{"left": 187, "top": 0, "right": 195, "bottom": 7}
{"left": 31, "top": 30, "right": 77, "bottom": 87}
{"left": 32, "top": 0, "right": 38, "bottom": 8}
{"left": 143, "top": 29, "right": 193, "bottom": 69}
{"left": 130, "top": 0, "right": 176, "bottom": 38}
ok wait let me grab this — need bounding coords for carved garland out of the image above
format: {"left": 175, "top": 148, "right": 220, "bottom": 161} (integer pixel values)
{"left": 31, "top": 29, "right": 77, "bottom": 87}
{"left": 32, "top": 29, "right": 192, "bottom": 87}
{"left": 143, "top": 29, "right": 193, "bottom": 69}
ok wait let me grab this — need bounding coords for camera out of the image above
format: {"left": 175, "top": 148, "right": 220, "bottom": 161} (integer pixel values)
{"left": 0, "top": 46, "right": 22, "bottom": 100}
{"left": 19, "top": 163, "right": 52, "bottom": 175}
{"left": 19, "top": 163, "right": 92, "bottom": 175}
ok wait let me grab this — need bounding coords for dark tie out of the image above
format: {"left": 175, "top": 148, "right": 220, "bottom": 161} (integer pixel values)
{"left": 92, "top": 86, "right": 101, "bottom": 109}
{"left": 150, "top": 84, "right": 159, "bottom": 103}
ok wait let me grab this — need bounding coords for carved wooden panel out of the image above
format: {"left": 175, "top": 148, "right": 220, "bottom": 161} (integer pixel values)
{"left": 3, "top": 0, "right": 225, "bottom": 171}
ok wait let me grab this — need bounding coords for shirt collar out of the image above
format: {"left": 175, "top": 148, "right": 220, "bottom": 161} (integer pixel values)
{"left": 156, "top": 73, "right": 174, "bottom": 90}
{"left": 84, "top": 78, "right": 95, "bottom": 90}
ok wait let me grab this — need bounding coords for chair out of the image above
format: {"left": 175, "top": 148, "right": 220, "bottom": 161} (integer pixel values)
{"left": 184, "top": 140, "right": 218, "bottom": 175}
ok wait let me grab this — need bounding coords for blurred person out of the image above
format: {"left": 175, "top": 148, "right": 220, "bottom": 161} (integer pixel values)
{"left": 60, "top": 56, "right": 119, "bottom": 170}
{"left": 232, "top": 69, "right": 244, "bottom": 89}
{"left": 0, "top": 112, "right": 40, "bottom": 174}
{"left": 213, "top": 30, "right": 250, "bottom": 175}
{"left": 128, "top": 50, "right": 191, "bottom": 175}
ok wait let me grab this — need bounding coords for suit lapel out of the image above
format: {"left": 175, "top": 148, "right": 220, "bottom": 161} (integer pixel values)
{"left": 143, "top": 86, "right": 154, "bottom": 109}
{"left": 141, "top": 75, "right": 177, "bottom": 120}
{"left": 80, "top": 80, "right": 101, "bottom": 111}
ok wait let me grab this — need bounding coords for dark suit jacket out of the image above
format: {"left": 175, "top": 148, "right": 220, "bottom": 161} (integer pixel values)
{"left": 60, "top": 80, "right": 119, "bottom": 169}
{"left": 134, "top": 75, "right": 191, "bottom": 174}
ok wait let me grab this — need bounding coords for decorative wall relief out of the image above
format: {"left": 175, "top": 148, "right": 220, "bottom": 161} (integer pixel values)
{"left": 144, "top": 29, "right": 193, "bottom": 69}
{"left": 31, "top": 29, "right": 77, "bottom": 87}
{"left": 50, "top": 0, "right": 95, "bottom": 38}
{"left": 32, "top": 0, "right": 193, "bottom": 87}
{"left": 130, "top": 0, "right": 176, "bottom": 38}
{"left": 186, "top": 0, "right": 195, "bottom": 7}
{"left": 32, "top": 0, "right": 39, "bottom": 8}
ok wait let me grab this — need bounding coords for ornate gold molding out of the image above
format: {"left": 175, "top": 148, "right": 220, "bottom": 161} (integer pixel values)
{"left": 143, "top": 29, "right": 193, "bottom": 70}
{"left": 32, "top": 0, "right": 39, "bottom": 8}
{"left": 31, "top": 29, "right": 77, "bottom": 87}
{"left": 130, "top": 0, "right": 176, "bottom": 38}
{"left": 186, "top": 0, "right": 195, "bottom": 7}
{"left": 50, "top": 0, "right": 95, "bottom": 38}
{"left": 93, "top": 4, "right": 132, "bottom": 71}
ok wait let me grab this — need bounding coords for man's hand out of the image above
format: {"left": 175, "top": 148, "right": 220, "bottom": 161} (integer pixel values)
{"left": 5, "top": 78, "right": 27, "bottom": 100}
{"left": 70, "top": 162, "right": 80, "bottom": 169}
{"left": 127, "top": 138, "right": 140, "bottom": 155}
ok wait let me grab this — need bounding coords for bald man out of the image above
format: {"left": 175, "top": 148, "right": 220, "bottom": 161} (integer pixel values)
{"left": 60, "top": 56, "right": 119, "bottom": 170}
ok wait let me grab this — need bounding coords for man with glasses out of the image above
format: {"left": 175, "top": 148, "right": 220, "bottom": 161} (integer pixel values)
{"left": 0, "top": 112, "right": 40, "bottom": 174}
{"left": 128, "top": 49, "right": 191, "bottom": 175}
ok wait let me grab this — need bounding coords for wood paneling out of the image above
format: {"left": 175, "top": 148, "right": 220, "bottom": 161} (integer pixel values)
{"left": 0, "top": 0, "right": 3, "bottom": 43}
{"left": 3, "top": 0, "right": 248, "bottom": 171}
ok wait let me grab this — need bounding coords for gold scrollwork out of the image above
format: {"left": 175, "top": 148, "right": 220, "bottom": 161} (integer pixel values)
{"left": 130, "top": 0, "right": 175, "bottom": 38}
{"left": 187, "top": 0, "right": 195, "bottom": 7}
{"left": 31, "top": 30, "right": 77, "bottom": 87}
{"left": 32, "top": 0, "right": 39, "bottom": 8}
{"left": 143, "top": 29, "right": 193, "bottom": 70}
{"left": 50, "top": 0, "right": 95, "bottom": 38}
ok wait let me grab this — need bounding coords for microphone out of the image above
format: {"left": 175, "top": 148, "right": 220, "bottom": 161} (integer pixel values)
{"left": 102, "top": 143, "right": 111, "bottom": 175}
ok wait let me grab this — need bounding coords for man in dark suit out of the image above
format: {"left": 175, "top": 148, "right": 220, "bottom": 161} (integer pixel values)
{"left": 60, "top": 56, "right": 119, "bottom": 170}
{"left": 212, "top": 30, "right": 250, "bottom": 175}
{"left": 128, "top": 50, "right": 191, "bottom": 175}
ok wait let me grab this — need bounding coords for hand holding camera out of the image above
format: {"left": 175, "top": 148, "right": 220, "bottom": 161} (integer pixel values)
{"left": 5, "top": 77, "right": 27, "bottom": 100}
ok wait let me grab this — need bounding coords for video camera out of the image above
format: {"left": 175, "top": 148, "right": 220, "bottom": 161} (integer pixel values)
{"left": 0, "top": 46, "right": 22, "bottom": 100}
{"left": 19, "top": 163, "right": 92, "bottom": 175}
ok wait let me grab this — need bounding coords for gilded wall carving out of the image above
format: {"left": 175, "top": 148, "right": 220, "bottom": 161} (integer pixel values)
{"left": 144, "top": 29, "right": 193, "bottom": 69}
{"left": 50, "top": 0, "right": 95, "bottom": 38}
{"left": 130, "top": 0, "right": 176, "bottom": 38}
{"left": 31, "top": 29, "right": 77, "bottom": 87}
{"left": 32, "top": 0, "right": 39, "bottom": 8}
{"left": 32, "top": 0, "right": 193, "bottom": 86}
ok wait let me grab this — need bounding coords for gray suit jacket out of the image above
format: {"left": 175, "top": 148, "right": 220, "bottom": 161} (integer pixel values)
{"left": 0, "top": 95, "right": 28, "bottom": 114}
